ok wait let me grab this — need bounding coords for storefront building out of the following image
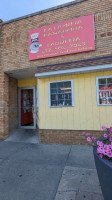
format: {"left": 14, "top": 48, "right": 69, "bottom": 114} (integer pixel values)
{"left": 0, "top": 0, "right": 112, "bottom": 144}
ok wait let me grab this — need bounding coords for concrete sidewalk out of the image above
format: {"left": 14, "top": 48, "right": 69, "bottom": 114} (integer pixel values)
{"left": 5, "top": 129, "right": 39, "bottom": 144}
{"left": 55, "top": 145, "right": 103, "bottom": 200}
{"left": 0, "top": 141, "right": 104, "bottom": 200}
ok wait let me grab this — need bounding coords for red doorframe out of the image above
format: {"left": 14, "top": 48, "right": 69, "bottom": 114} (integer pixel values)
{"left": 21, "top": 90, "right": 33, "bottom": 126}
{"left": 19, "top": 86, "right": 36, "bottom": 129}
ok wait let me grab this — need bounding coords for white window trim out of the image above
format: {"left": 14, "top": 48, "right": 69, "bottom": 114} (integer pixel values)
{"left": 36, "top": 85, "right": 39, "bottom": 108}
{"left": 49, "top": 79, "right": 74, "bottom": 107}
{"left": 96, "top": 75, "right": 112, "bottom": 106}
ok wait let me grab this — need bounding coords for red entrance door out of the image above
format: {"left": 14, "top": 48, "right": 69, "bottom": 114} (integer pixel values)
{"left": 21, "top": 89, "right": 34, "bottom": 126}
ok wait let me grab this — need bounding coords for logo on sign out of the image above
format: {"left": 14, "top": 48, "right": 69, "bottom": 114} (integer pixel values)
{"left": 30, "top": 33, "right": 42, "bottom": 53}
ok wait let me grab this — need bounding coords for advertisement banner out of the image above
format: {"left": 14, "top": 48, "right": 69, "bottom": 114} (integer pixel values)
{"left": 29, "top": 15, "right": 95, "bottom": 60}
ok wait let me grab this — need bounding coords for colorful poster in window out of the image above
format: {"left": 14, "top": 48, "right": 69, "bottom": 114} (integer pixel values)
{"left": 29, "top": 15, "right": 95, "bottom": 60}
{"left": 98, "top": 77, "right": 112, "bottom": 105}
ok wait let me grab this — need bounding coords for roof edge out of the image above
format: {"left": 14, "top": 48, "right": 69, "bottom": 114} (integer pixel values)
{"left": 36, "top": 55, "right": 112, "bottom": 69}
{"left": 0, "top": 0, "right": 87, "bottom": 25}
{"left": 35, "top": 64, "right": 112, "bottom": 78}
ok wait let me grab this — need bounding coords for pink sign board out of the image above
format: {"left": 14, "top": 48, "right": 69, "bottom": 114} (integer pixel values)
{"left": 28, "top": 15, "right": 95, "bottom": 60}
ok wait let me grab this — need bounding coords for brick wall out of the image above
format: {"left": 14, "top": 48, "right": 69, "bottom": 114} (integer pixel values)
{"left": 9, "top": 77, "right": 18, "bottom": 132}
{"left": 0, "top": 0, "right": 112, "bottom": 140}
{"left": 0, "top": 73, "right": 9, "bottom": 139}
{"left": 38, "top": 129, "right": 104, "bottom": 145}
{"left": 0, "top": 74, "right": 18, "bottom": 139}
{"left": 1, "top": 0, "right": 112, "bottom": 73}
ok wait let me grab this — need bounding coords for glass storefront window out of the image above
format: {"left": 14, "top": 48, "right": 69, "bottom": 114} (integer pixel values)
{"left": 49, "top": 80, "right": 74, "bottom": 107}
{"left": 97, "top": 76, "right": 112, "bottom": 105}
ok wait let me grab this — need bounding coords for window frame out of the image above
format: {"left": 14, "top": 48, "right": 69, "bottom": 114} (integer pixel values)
{"left": 96, "top": 75, "right": 112, "bottom": 106}
{"left": 49, "top": 79, "right": 74, "bottom": 108}
{"left": 36, "top": 85, "right": 39, "bottom": 108}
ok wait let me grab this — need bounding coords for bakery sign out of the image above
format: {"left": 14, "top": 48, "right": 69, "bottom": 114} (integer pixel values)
{"left": 28, "top": 15, "right": 95, "bottom": 60}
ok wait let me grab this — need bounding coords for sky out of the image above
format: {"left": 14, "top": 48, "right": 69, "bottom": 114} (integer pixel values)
{"left": 0, "top": 0, "right": 74, "bottom": 22}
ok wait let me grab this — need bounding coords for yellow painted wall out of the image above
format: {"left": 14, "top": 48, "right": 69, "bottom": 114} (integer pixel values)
{"left": 38, "top": 71, "right": 112, "bottom": 130}
{"left": 18, "top": 78, "right": 37, "bottom": 87}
